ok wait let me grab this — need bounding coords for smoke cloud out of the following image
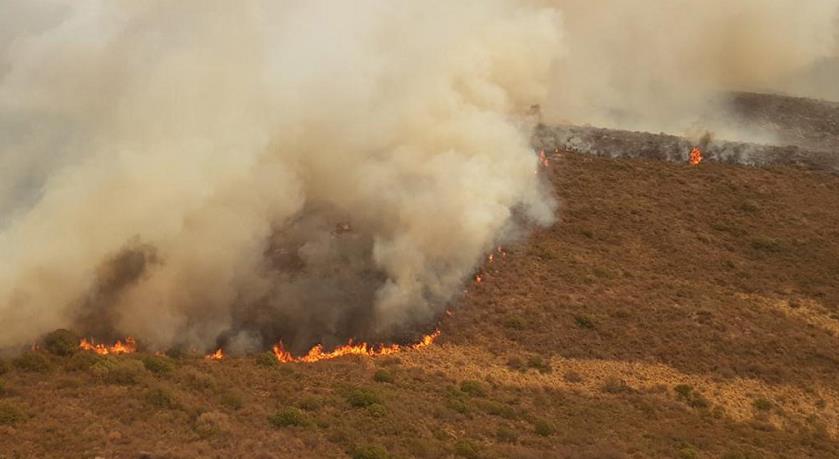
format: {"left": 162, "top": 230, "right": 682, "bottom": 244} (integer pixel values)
{"left": 3, "top": 1, "right": 837, "bottom": 352}
{"left": 542, "top": 0, "right": 839, "bottom": 141}
{"left": 0, "top": 1, "right": 560, "bottom": 352}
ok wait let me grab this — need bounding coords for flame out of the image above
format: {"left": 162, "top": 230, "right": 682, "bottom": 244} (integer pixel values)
{"left": 205, "top": 348, "right": 224, "bottom": 361}
{"left": 689, "top": 147, "right": 703, "bottom": 166}
{"left": 272, "top": 329, "right": 440, "bottom": 364}
{"left": 475, "top": 274, "right": 483, "bottom": 284}
{"left": 79, "top": 337, "right": 137, "bottom": 355}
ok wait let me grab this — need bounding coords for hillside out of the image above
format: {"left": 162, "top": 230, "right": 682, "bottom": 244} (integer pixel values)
{"left": 2, "top": 152, "right": 838, "bottom": 458}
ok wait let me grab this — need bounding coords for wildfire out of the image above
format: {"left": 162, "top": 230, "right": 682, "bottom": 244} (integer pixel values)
{"left": 272, "top": 329, "right": 441, "bottom": 364}
{"left": 205, "top": 348, "right": 224, "bottom": 360}
{"left": 689, "top": 147, "right": 703, "bottom": 166}
{"left": 79, "top": 337, "right": 137, "bottom": 355}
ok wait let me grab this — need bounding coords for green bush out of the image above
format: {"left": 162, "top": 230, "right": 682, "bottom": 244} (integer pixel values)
{"left": 297, "top": 396, "right": 322, "bottom": 411}
{"left": 0, "top": 402, "right": 23, "bottom": 425}
{"left": 145, "top": 387, "right": 178, "bottom": 409}
{"left": 42, "top": 329, "right": 80, "bottom": 356}
{"left": 574, "top": 315, "right": 595, "bottom": 329}
{"left": 454, "top": 440, "right": 479, "bottom": 458}
{"left": 753, "top": 398, "right": 773, "bottom": 411}
{"left": 674, "top": 384, "right": 693, "bottom": 399}
{"left": 140, "top": 355, "right": 175, "bottom": 375}
{"left": 373, "top": 369, "right": 393, "bottom": 383}
{"left": 13, "top": 351, "right": 52, "bottom": 372}
{"left": 534, "top": 418, "right": 556, "bottom": 437}
{"left": 255, "top": 352, "right": 278, "bottom": 368}
{"left": 268, "top": 407, "right": 309, "bottom": 427}
{"left": 496, "top": 425, "right": 518, "bottom": 443}
{"left": 366, "top": 403, "right": 387, "bottom": 417}
{"left": 219, "top": 390, "right": 244, "bottom": 411}
{"left": 90, "top": 357, "right": 146, "bottom": 385}
{"left": 345, "top": 388, "right": 381, "bottom": 408}
{"left": 460, "top": 380, "right": 486, "bottom": 397}
{"left": 352, "top": 445, "right": 389, "bottom": 459}
{"left": 65, "top": 351, "right": 102, "bottom": 371}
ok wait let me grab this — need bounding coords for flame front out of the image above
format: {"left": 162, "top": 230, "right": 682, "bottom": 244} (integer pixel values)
{"left": 205, "top": 348, "right": 224, "bottom": 361}
{"left": 272, "top": 329, "right": 440, "bottom": 364}
{"left": 689, "top": 147, "right": 703, "bottom": 166}
{"left": 79, "top": 337, "right": 137, "bottom": 355}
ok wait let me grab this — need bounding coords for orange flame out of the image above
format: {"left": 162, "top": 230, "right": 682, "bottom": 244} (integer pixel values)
{"left": 79, "top": 337, "right": 137, "bottom": 355}
{"left": 272, "top": 329, "right": 440, "bottom": 364}
{"left": 689, "top": 147, "right": 703, "bottom": 166}
{"left": 205, "top": 348, "right": 224, "bottom": 361}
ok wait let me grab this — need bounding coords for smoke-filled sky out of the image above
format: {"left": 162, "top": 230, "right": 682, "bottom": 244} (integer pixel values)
{"left": 1, "top": 0, "right": 837, "bottom": 351}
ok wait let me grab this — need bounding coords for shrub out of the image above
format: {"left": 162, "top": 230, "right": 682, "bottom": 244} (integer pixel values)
{"left": 752, "top": 398, "right": 773, "bottom": 411}
{"left": 373, "top": 369, "right": 393, "bottom": 383}
{"left": 352, "top": 445, "right": 389, "bottom": 459}
{"left": 0, "top": 379, "right": 5, "bottom": 396}
{"left": 141, "top": 355, "right": 175, "bottom": 375}
{"left": 527, "top": 355, "right": 552, "bottom": 374}
{"left": 0, "top": 402, "right": 23, "bottom": 425}
{"left": 563, "top": 371, "right": 583, "bottom": 383}
{"left": 0, "top": 359, "right": 9, "bottom": 375}
{"left": 297, "top": 396, "right": 322, "bottom": 411}
{"left": 674, "top": 384, "right": 693, "bottom": 399}
{"left": 574, "top": 315, "right": 595, "bottom": 330}
{"left": 477, "top": 400, "right": 516, "bottom": 419}
{"left": 90, "top": 357, "right": 146, "bottom": 385}
{"left": 534, "top": 418, "right": 556, "bottom": 437}
{"left": 345, "top": 388, "right": 381, "bottom": 408}
{"left": 255, "top": 352, "right": 278, "bottom": 368}
{"left": 145, "top": 387, "right": 178, "bottom": 409}
{"left": 750, "top": 237, "right": 782, "bottom": 253}
{"left": 366, "top": 403, "right": 387, "bottom": 417}
{"left": 268, "top": 407, "right": 309, "bottom": 428}
{"left": 454, "top": 440, "right": 479, "bottom": 459}
{"left": 503, "top": 315, "right": 527, "bottom": 330}
{"left": 220, "top": 390, "right": 244, "bottom": 411}
{"left": 13, "top": 351, "right": 52, "bottom": 372}
{"left": 496, "top": 425, "right": 518, "bottom": 443}
{"left": 65, "top": 352, "right": 102, "bottom": 371}
{"left": 601, "top": 377, "right": 631, "bottom": 394}
{"left": 460, "top": 380, "right": 486, "bottom": 397}
{"left": 42, "top": 329, "right": 80, "bottom": 356}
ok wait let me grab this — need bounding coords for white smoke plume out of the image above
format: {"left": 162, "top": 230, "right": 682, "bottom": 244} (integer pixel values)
{"left": 0, "top": 1, "right": 560, "bottom": 351}
{"left": 542, "top": 0, "right": 839, "bottom": 141}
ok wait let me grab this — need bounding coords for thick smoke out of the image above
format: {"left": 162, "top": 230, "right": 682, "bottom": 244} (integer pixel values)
{"left": 0, "top": 1, "right": 560, "bottom": 352}
{"left": 541, "top": 0, "right": 839, "bottom": 142}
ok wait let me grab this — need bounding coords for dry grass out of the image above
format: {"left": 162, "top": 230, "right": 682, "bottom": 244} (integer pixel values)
{"left": 1, "top": 153, "right": 838, "bottom": 458}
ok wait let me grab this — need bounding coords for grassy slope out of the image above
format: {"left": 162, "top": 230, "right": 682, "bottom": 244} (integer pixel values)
{"left": 1, "top": 153, "right": 838, "bottom": 459}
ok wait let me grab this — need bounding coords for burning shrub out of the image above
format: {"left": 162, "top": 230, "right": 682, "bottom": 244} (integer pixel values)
{"left": 268, "top": 407, "right": 309, "bottom": 428}
{"left": 140, "top": 355, "right": 175, "bottom": 375}
{"left": 12, "top": 351, "right": 52, "bottom": 373}
{"left": 459, "top": 380, "right": 486, "bottom": 397}
{"left": 42, "top": 329, "right": 80, "bottom": 356}
{"left": 345, "top": 388, "right": 381, "bottom": 408}
{"left": 351, "top": 445, "right": 389, "bottom": 459}
{"left": 90, "top": 357, "right": 146, "bottom": 385}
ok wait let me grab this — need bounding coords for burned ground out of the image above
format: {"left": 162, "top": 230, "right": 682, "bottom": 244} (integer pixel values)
{"left": 1, "top": 152, "right": 838, "bottom": 458}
